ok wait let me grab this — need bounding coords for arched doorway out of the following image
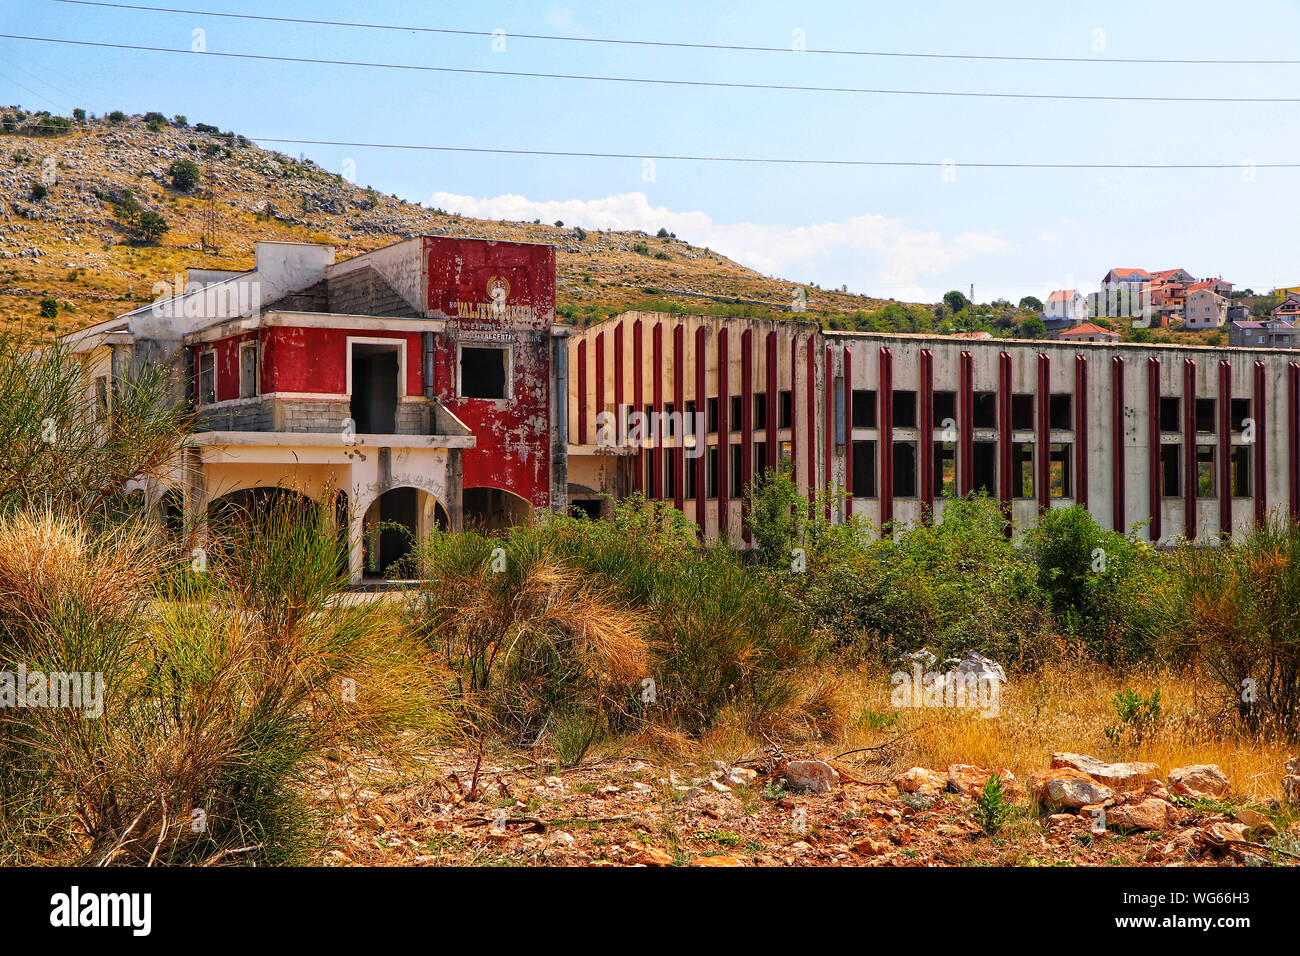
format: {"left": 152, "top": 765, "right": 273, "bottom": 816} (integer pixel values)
{"left": 362, "top": 487, "right": 449, "bottom": 578}
{"left": 462, "top": 486, "right": 532, "bottom": 533}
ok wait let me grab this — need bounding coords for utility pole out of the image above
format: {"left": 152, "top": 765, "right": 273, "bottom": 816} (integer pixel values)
{"left": 201, "top": 165, "right": 220, "bottom": 253}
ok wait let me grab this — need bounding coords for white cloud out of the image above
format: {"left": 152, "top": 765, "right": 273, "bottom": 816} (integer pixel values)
{"left": 428, "top": 191, "right": 1011, "bottom": 302}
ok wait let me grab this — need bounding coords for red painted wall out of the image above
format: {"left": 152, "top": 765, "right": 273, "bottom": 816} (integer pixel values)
{"left": 425, "top": 236, "right": 556, "bottom": 510}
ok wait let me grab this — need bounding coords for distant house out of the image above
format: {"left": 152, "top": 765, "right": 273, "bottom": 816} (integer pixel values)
{"left": 1056, "top": 322, "right": 1119, "bottom": 343}
{"left": 1043, "top": 289, "right": 1088, "bottom": 323}
{"left": 1229, "top": 319, "right": 1300, "bottom": 348}
{"left": 1185, "top": 287, "right": 1228, "bottom": 330}
{"left": 1273, "top": 292, "right": 1300, "bottom": 321}
{"left": 1146, "top": 268, "right": 1194, "bottom": 324}
{"left": 1100, "top": 268, "right": 1152, "bottom": 291}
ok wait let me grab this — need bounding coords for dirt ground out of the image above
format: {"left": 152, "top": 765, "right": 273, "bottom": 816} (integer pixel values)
{"left": 313, "top": 744, "right": 1295, "bottom": 867}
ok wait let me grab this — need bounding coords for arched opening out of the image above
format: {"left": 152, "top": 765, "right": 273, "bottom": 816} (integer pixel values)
{"left": 362, "top": 487, "right": 449, "bottom": 578}
{"left": 462, "top": 486, "right": 532, "bottom": 533}
{"left": 206, "top": 486, "right": 317, "bottom": 529}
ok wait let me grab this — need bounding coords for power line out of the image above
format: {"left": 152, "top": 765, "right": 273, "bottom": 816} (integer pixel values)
{"left": 248, "top": 137, "right": 1297, "bottom": 170}
{"left": 4, "top": 32, "right": 1300, "bottom": 104}
{"left": 49, "top": 0, "right": 1300, "bottom": 66}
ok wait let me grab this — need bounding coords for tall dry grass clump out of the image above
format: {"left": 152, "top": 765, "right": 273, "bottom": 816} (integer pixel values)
{"left": 0, "top": 497, "right": 454, "bottom": 865}
{"left": 413, "top": 497, "right": 818, "bottom": 751}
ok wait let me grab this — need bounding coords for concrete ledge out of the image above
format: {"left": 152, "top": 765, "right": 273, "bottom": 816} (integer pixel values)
{"left": 189, "top": 430, "right": 476, "bottom": 449}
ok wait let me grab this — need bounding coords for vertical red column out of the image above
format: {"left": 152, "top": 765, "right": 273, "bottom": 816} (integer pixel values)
{"left": 1290, "top": 363, "right": 1300, "bottom": 521}
{"left": 1183, "top": 359, "right": 1198, "bottom": 541}
{"left": 741, "top": 328, "right": 754, "bottom": 543}
{"left": 1148, "top": 357, "right": 1161, "bottom": 543}
{"left": 694, "top": 326, "right": 707, "bottom": 531}
{"left": 920, "top": 349, "right": 934, "bottom": 519}
{"left": 1113, "top": 356, "right": 1126, "bottom": 534}
{"left": 1074, "top": 355, "right": 1088, "bottom": 510}
{"left": 1219, "top": 360, "right": 1232, "bottom": 538}
{"left": 633, "top": 318, "right": 644, "bottom": 496}
{"left": 998, "top": 351, "right": 1013, "bottom": 512}
{"left": 959, "top": 351, "right": 974, "bottom": 495}
{"left": 805, "top": 336, "right": 816, "bottom": 497}
{"left": 766, "top": 331, "right": 779, "bottom": 474}
{"left": 843, "top": 347, "right": 854, "bottom": 517}
{"left": 790, "top": 336, "right": 799, "bottom": 487}
{"left": 879, "top": 348, "right": 894, "bottom": 530}
{"left": 651, "top": 322, "right": 663, "bottom": 500}
{"left": 1254, "top": 360, "right": 1266, "bottom": 527}
{"left": 673, "top": 324, "right": 685, "bottom": 513}
{"left": 824, "top": 345, "right": 832, "bottom": 521}
{"left": 576, "top": 340, "right": 588, "bottom": 446}
{"left": 614, "top": 321, "right": 624, "bottom": 456}
{"left": 1036, "top": 353, "right": 1050, "bottom": 513}
{"left": 717, "top": 327, "right": 729, "bottom": 536}
{"left": 594, "top": 331, "right": 605, "bottom": 443}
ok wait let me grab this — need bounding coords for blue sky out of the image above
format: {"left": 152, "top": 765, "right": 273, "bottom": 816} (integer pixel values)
{"left": 2, "top": 0, "right": 1299, "bottom": 304}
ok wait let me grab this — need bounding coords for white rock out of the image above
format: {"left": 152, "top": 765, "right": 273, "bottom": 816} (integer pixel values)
{"left": 785, "top": 760, "right": 840, "bottom": 794}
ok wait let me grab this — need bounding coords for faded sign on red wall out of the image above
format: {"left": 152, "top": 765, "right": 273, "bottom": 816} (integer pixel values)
{"left": 426, "top": 236, "right": 557, "bottom": 511}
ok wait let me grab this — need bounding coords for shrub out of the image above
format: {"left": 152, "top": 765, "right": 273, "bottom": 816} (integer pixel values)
{"left": 30, "top": 182, "right": 48, "bottom": 201}
{"left": 1164, "top": 519, "right": 1300, "bottom": 734}
{"left": 38, "top": 298, "right": 57, "bottom": 319}
{"left": 168, "top": 158, "right": 201, "bottom": 192}
{"left": 1104, "top": 688, "right": 1162, "bottom": 744}
{"left": 1025, "top": 505, "right": 1165, "bottom": 663}
{"left": 129, "top": 210, "right": 169, "bottom": 244}
{"left": 974, "top": 774, "right": 1013, "bottom": 835}
{"left": 108, "top": 110, "right": 125, "bottom": 124}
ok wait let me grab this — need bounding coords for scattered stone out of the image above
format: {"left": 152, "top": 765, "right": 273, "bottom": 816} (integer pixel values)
{"left": 895, "top": 767, "right": 946, "bottom": 795}
{"left": 710, "top": 760, "right": 728, "bottom": 773}
{"left": 1049, "top": 753, "right": 1159, "bottom": 791}
{"left": 694, "top": 855, "right": 743, "bottom": 867}
{"left": 1029, "top": 767, "right": 1116, "bottom": 810}
{"left": 1107, "top": 797, "right": 1177, "bottom": 832}
{"left": 1143, "top": 780, "right": 1173, "bottom": 802}
{"left": 1283, "top": 775, "right": 1300, "bottom": 806}
{"left": 852, "top": 837, "right": 890, "bottom": 856}
{"left": 709, "top": 780, "right": 732, "bottom": 794}
{"left": 628, "top": 781, "right": 653, "bottom": 792}
{"left": 597, "top": 785, "right": 621, "bottom": 798}
{"left": 674, "top": 786, "right": 704, "bottom": 800}
{"left": 627, "top": 847, "right": 674, "bottom": 866}
{"left": 723, "top": 768, "right": 758, "bottom": 787}
{"left": 946, "top": 764, "right": 1021, "bottom": 800}
{"left": 543, "top": 776, "right": 563, "bottom": 789}
{"left": 549, "top": 830, "right": 574, "bottom": 845}
{"left": 1234, "top": 807, "right": 1273, "bottom": 835}
{"left": 1169, "top": 765, "right": 1231, "bottom": 800}
{"left": 785, "top": 759, "right": 840, "bottom": 794}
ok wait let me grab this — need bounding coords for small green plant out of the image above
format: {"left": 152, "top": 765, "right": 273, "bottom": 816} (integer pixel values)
{"left": 30, "top": 182, "right": 48, "bottom": 201}
{"left": 974, "top": 774, "right": 1013, "bottom": 835}
{"left": 553, "top": 711, "right": 601, "bottom": 768}
{"left": 38, "top": 298, "right": 58, "bottom": 320}
{"left": 1104, "top": 687, "right": 1162, "bottom": 744}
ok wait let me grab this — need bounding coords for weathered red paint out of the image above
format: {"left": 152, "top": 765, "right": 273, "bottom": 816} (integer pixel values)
{"left": 673, "top": 324, "right": 685, "bottom": 513}
{"left": 878, "top": 348, "right": 893, "bottom": 530}
{"left": 1036, "top": 353, "right": 1050, "bottom": 513}
{"left": 1219, "top": 360, "right": 1232, "bottom": 537}
{"left": 652, "top": 321, "right": 663, "bottom": 500}
{"left": 998, "top": 352, "right": 1013, "bottom": 510}
{"left": 1183, "top": 359, "right": 1197, "bottom": 540}
{"left": 694, "top": 326, "right": 707, "bottom": 527}
{"left": 1113, "top": 355, "right": 1126, "bottom": 534}
{"left": 633, "top": 319, "right": 644, "bottom": 496}
{"left": 576, "top": 341, "right": 587, "bottom": 445}
{"left": 959, "top": 351, "right": 973, "bottom": 496}
{"left": 843, "top": 346, "right": 853, "bottom": 517}
{"left": 741, "top": 327, "right": 753, "bottom": 542}
{"left": 1254, "top": 361, "right": 1266, "bottom": 527}
{"left": 427, "top": 236, "right": 556, "bottom": 510}
{"left": 718, "top": 327, "right": 729, "bottom": 533}
{"left": 766, "top": 331, "right": 778, "bottom": 474}
{"left": 1075, "top": 355, "right": 1088, "bottom": 510}
{"left": 920, "top": 348, "right": 934, "bottom": 519}
{"left": 1147, "top": 357, "right": 1161, "bottom": 542}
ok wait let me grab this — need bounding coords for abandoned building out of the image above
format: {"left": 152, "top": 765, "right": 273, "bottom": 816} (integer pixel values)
{"left": 61, "top": 234, "right": 1300, "bottom": 582}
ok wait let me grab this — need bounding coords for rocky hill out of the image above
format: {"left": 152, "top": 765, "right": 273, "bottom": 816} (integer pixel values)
{"left": 0, "top": 108, "right": 899, "bottom": 341}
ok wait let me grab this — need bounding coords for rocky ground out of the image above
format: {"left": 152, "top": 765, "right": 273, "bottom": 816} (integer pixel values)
{"left": 316, "top": 745, "right": 1300, "bottom": 867}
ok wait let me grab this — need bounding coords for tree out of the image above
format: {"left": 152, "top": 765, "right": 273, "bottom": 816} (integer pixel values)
{"left": 108, "top": 110, "right": 126, "bottom": 124}
{"left": 1020, "top": 316, "right": 1047, "bottom": 338}
{"left": 167, "top": 159, "right": 201, "bottom": 192}
{"left": 72, "top": 108, "right": 86, "bottom": 123}
{"left": 130, "top": 211, "right": 170, "bottom": 244}
{"left": 39, "top": 299, "right": 58, "bottom": 320}
{"left": 1018, "top": 295, "right": 1043, "bottom": 312}
{"left": 943, "top": 290, "right": 970, "bottom": 314}
{"left": 30, "top": 182, "right": 48, "bottom": 201}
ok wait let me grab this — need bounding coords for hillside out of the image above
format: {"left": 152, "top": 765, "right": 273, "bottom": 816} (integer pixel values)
{"left": 0, "top": 108, "right": 901, "bottom": 340}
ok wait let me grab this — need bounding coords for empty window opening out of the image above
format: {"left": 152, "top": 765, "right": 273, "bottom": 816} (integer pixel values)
{"left": 1160, "top": 397, "right": 1181, "bottom": 433}
{"left": 973, "top": 392, "right": 997, "bottom": 429}
{"left": 893, "top": 442, "right": 918, "bottom": 497}
{"left": 754, "top": 393, "right": 767, "bottom": 430}
{"left": 972, "top": 440, "right": 997, "bottom": 496}
{"left": 1049, "top": 394, "right": 1072, "bottom": 430}
{"left": 707, "top": 397, "right": 719, "bottom": 434}
{"left": 1011, "top": 442, "right": 1034, "bottom": 498}
{"left": 460, "top": 346, "right": 507, "bottom": 400}
{"left": 852, "top": 389, "right": 877, "bottom": 428}
{"left": 730, "top": 444, "right": 745, "bottom": 497}
{"left": 1231, "top": 398, "right": 1251, "bottom": 433}
{"left": 730, "top": 396, "right": 743, "bottom": 432}
{"left": 1196, "top": 445, "right": 1216, "bottom": 495}
{"left": 352, "top": 344, "right": 400, "bottom": 433}
{"left": 934, "top": 443, "right": 956, "bottom": 498}
{"left": 1231, "top": 446, "right": 1251, "bottom": 497}
{"left": 893, "top": 390, "right": 918, "bottom": 428}
{"left": 706, "top": 447, "right": 719, "bottom": 499}
{"left": 753, "top": 442, "right": 768, "bottom": 481}
{"left": 778, "top": 390, "right": 793, "bottom": 429}
{"left": 571, "top": 499, "right": 602, "bottom": 520}
{"left": 1196, "top": 398, "right": 1216, "bottom": 434}
{"left": 1161, "top": 444, "right": 1181, "bottom": 497}
{"left": 933, "top": 391, "right": 957, "bottom": 428}
{"left": 684, "top": 453, "right": 698, "bottom": 499}
{"left": 1011, "top": 394, "right": 1034, "bottom": 431}
{"left": 852, "top": 440, "right": 876, "bottom": 498}
{"left": 1049, "top": 443, "right": 1072, "bottom": 498}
